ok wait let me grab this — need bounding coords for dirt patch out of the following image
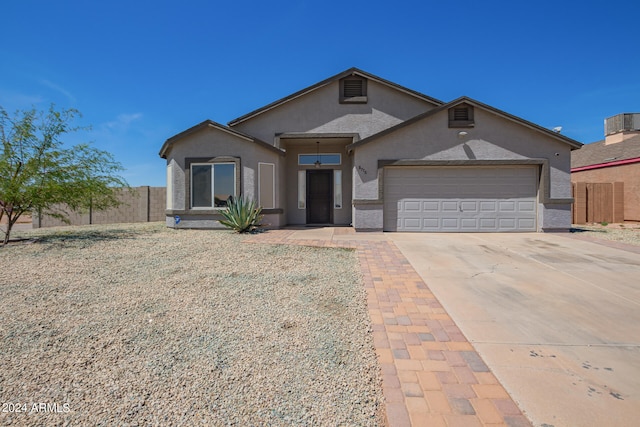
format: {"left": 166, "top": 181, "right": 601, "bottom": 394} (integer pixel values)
{"left": 571, "top": 222, "right": 640, "bottom": 247}
{"left": 0, "top": 223, "right": 384, "bottom": 426}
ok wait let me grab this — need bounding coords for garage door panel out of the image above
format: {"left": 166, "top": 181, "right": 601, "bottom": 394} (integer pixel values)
{"left": 403, "top": 200, "right": 421, "bottom": 211}
{"left": 441, "top": 201, "right": 458, "bottom": 212}
{"left": 518, "top": 201, "right": 535, "bottom": 212}
{"left": 442, "top": 218, "right": 459, "bottom": 229}
{"left": 499, "top": 218, "right": 517, "bottom": 229}
{"left": 402, "top": 218, "right": 421, "bottom": 230}
{"left": 499, "top": 201, "right": 516, "bottom": 212}
{"left": 384, "top": 167, "right": 537, "bottom": 232}
{"left": 423, "top": 218, "right": 439, "bottom": 229}
{"left": 423, "top": 201, "right": 439, "bottom": 211}
{"left": 460, "top": 201, "right": 478, "bottom": 212}
{"left": 518, "top": 218, "right": 536, "bottom": 229}
{"left": 480, "top": 201, "right": 497, "bottom": 212}
{"left": 461, "top": 218, "right": 478, "bottom": 229}
{"left": 479, "top": 218, "right": 497, "bottom": 230}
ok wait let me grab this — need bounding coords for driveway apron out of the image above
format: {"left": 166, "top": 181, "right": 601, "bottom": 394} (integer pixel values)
{"left": 390, "top": 232, "right": 640, "bottom": 427}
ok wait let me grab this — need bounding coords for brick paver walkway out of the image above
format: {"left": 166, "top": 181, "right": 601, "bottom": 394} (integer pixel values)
{"left": 249, "top": 230, "right": 531, "bottom": 427}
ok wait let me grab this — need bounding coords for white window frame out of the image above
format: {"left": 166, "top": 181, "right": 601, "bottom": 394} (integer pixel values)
{"left": 298, "top": 153, "right": 341, "bottom": 166}
{"left": 166, "top": 162, "right": 173, "bottom": 210}
{"left": 258, "top": 162, "right": 275, "bottom": 209}
{"left": 334, "top": 170, "right": 342, "bottom": 209}
{"left": 190, "top": 162, "right": 236, "bottom": 209}
{"left": 298, "top": 170, "right": 306, "bottom": 209}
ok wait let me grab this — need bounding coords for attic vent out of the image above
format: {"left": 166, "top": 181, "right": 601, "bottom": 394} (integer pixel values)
{"left": 448, "top": 104, "right": 474, "bottom": 128}
{"left": 344, "top": 80, "right": 363, "bottom": 97}
{"left": 339, "top": 77, "right": 367, "bottom": 103}
{"left": 453, "top": 107, "right": 469, "bottom": 121}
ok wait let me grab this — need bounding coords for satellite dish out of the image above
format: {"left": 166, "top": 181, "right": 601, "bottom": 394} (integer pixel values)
{"left": 552, "top": 126, "right": 563, "bottom": 133}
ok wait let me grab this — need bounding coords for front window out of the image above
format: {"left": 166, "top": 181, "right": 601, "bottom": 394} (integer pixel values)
{"left": 191, "top": 163, "right": 236, "bottom": 208}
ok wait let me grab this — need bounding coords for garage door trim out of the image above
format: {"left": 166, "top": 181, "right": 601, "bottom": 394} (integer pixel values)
{"left": 383, "top": 165, "right": 539, "bottom": 232}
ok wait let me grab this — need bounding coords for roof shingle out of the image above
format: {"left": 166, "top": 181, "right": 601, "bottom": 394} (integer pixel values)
{"left": 571, "top": 134, "right": 640, "bottom": 169}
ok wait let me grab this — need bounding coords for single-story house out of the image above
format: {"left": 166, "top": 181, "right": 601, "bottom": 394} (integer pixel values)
{"left": 160, "top": 68, "right": 582, "bottom": 232}
{"left": 571, "top": 113, "right": 640, "bottom": 221}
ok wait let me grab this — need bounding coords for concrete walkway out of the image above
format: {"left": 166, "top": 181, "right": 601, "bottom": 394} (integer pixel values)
{"left": 250, "top": 228, "right": 531, "bottom": 426}
{"left": 390, "top": 232, "right": 640, "bottom": 427}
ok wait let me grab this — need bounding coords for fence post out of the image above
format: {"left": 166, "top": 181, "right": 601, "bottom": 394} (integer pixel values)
{"left": 574, "top": 182, "right": 587, "bottom": 224}
{"left": 613, "top": 182, "right": 624, "bottom": 223}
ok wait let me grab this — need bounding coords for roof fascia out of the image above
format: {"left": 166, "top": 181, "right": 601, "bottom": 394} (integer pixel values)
{"left": 347, "top": 96, "right": 583, "bottom": 152}
{"left": 159, "top": 120, "right": 283, "bottom": 158}
{"left": 572, "top": 156, "right": 640, "bottom": 172}
{"left": 452, "top": 97, "right": 583, "bottom": 149}
{"left": 228, "top": 67, "right": 443, "bottom": 127}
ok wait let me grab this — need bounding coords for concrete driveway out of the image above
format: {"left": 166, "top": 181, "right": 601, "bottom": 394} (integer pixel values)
{"left": 389, "top": 232, "right": 640, "bottom": 427}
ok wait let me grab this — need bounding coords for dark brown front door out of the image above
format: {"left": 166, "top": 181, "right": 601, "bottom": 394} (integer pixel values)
{"left": 307, "top": 170, "right": 333, "bottom": 224}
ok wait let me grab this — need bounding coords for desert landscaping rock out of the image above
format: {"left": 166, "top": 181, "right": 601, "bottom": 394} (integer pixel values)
{"left": 0, "top": 223, "right": 384, "bottom": 426}
{"left": 572, "top": 223, "right": 640, "bottom": 246}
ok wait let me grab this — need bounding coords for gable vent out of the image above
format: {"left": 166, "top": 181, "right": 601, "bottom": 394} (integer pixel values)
{"left": 448, "top": 104, "right": 474, "bottom": 128}
{"left": 343, "top": 80, "right": 364, "bottom": 98}
{"left": 453, "top": 107, "right": 469, "bottom": 121}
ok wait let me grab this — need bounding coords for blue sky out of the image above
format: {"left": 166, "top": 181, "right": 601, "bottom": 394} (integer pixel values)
{"left": 1, "top": 0, "right": 638, "bottom": 186}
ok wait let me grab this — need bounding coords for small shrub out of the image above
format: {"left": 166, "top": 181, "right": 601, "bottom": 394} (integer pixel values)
{"left": 219, "top": 196, "right": 263, "bottom": 233}
{"left": 600, "top": 221, "right": 609, "bottom": 227}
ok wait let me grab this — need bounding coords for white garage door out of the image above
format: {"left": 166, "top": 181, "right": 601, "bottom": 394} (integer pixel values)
{"left": 384, "top": 166, "right": 538, "bottom": 232}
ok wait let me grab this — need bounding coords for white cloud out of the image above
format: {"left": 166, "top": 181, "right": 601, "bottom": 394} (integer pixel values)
{"left": 39, "top": 79, "right": 76, "bottom": 102}
{"left": 104, "top": 113, "right": 143, "bottom": 130}
{"left": 0, "top": 90, "right": 45, "bottom": 109}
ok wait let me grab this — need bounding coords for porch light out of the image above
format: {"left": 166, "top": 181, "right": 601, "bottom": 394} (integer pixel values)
{"left": 314, "top": 141, "right": 321, "bottom": 168}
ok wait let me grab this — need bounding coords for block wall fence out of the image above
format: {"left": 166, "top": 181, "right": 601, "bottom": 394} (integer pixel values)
{"left": 32, "top": 186, "right": 166, "bottom": 228}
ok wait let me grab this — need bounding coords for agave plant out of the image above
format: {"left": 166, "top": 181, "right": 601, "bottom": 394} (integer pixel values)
{"left": 219, "top": 196, "right": 263, "bottom": 233}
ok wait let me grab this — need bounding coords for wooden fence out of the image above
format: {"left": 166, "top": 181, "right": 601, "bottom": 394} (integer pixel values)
{"left": 572, "top": 182, "right": 624, "bottom": 224}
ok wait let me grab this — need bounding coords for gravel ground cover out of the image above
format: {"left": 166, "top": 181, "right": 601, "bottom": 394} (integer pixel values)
{"left": 0, "top": 223, "right": 384, "bottom": 426}
{"left": 571, "top": 222, "right": 640, "bottom": 246}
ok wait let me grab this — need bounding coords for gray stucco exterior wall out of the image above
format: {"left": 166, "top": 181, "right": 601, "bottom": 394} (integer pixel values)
{"left": 351, "top": 108, "right": 574, "bottom": 231}
{"left": 160, "top": 68, "right": 579, "bottom": 232}
{"left": 164, "top": 126, "right": 283, "bottom": 228}
{"left": 231, "top": 80, "right": 437, "bottom": 144}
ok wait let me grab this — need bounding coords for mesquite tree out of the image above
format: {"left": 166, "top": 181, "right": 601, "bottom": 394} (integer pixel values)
{"left": 0, "top": 105, "right": 128, "bottom": 245}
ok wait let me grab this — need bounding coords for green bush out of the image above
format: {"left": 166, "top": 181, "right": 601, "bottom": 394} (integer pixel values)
{"left": 219, "top": 196, "right": 263, "bottom": 233}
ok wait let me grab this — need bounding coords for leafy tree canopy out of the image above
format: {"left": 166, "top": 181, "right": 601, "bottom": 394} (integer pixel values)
{"left": 0, "top": 105, "right": 128, "bottom": 245}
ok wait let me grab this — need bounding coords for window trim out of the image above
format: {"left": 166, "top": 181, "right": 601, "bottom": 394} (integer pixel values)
{"left": 166, "top": 162, "right": 174, "bottom": 210}
{"left": 188, "top": 159, "right": 239, "bottom": 210}
{"left": 334, "top": 170, "right": 342, "bottom": 209}
{"left": 298, "top": 170, "right": 306, "bottom": 209}
{"left": 258, "top": 162, "right": 275, "bottom": 209}
{"left": 298, "top": 153, "right": 342, "bottom": 166}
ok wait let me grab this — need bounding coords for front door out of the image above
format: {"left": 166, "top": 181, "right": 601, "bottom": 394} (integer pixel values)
{"left": 306, "top": 170, "right": 333, "bottom": 224}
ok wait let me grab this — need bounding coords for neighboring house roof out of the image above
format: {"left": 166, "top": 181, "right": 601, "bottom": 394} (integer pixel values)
{"left": 159, "top": 119, "right": 284, "bottom": 159}
{"left": 347, "top": 96, "right": 583, "bottom": 151}
{"left": 227, "top": 67, "right": 444, "bottom": 127}
{"left": 571, "top": 134, "right": 640, "bottom": 171}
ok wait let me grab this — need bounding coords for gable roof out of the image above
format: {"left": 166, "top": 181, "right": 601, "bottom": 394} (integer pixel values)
{"left": 159, "top": 120, "right": 284, "bottom": 159}
{"left": 227, "top": 67, "right": 443, "bottom": 127}
{"left": 347, "top": 96, "right": 583, "bottom": 151}
{"left": 571, "top": 134, "right": 640, "bottom": 170}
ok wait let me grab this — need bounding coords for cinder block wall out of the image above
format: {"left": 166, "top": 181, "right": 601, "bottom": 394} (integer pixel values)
{"left": 33, "top": 186, "right": 167, "bottom": 228}
{"left": 148, "top": 187, "right": 167, "bottom": 222}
